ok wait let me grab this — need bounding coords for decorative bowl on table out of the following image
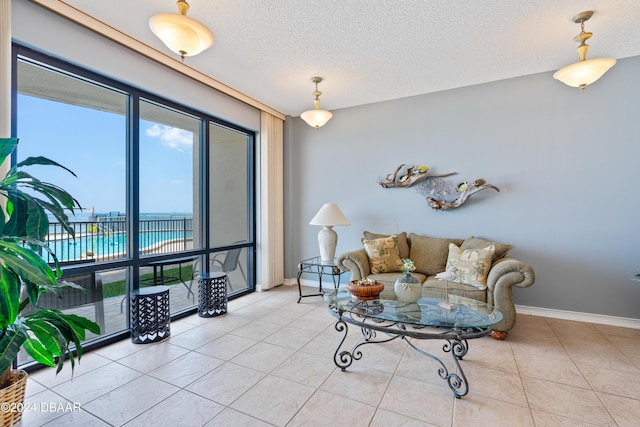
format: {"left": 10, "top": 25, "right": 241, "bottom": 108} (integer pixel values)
{"left": 346, "top": 278, "right": 384, "bottom": 300}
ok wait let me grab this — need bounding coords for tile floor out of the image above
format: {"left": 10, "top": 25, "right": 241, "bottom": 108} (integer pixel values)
{"left": 21, "top": 284, "right": 640, "bottom": 426}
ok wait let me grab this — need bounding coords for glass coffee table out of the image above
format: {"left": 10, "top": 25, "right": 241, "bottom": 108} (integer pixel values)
{"left": 324, "top": 287, "right": 504, "bottom": 398}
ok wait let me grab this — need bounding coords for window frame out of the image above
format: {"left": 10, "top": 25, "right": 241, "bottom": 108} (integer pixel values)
{"left": 11, "top": 43, "right": 256, "bottom": 366}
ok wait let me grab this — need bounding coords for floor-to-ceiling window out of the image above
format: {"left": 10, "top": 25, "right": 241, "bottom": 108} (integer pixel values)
{"left": 208, "top": 124, "right": 253, "bottom": 293}
{"left": 13, "top": 46, "right": 255, "bottom": 368}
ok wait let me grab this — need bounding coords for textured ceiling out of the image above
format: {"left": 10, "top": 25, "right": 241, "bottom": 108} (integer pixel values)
{"left": 57, "top": 0, "right": 640, "bottom": 116}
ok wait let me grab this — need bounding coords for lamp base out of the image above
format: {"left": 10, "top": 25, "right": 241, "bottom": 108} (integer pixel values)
{"left": 317, "top": 226, "right": 337, "bottom": 262}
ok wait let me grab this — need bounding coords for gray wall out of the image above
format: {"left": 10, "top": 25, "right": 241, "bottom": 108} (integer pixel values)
{"left": 285, "top": 56, "right": 640, "bottom": 320}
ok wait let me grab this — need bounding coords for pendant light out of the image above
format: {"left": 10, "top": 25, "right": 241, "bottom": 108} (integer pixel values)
{"left": 553, "top": 11, "right": 616, "bottom": 92}
{"left": 149, "top": 0, "right": 214, "bottom": 61}
{"left": 300, "top": 77, "right": 333, "bottom": 129}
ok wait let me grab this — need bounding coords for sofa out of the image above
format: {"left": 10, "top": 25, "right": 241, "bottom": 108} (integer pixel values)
{"left": 336, "top": 231, "right": 535, "bottom": 339}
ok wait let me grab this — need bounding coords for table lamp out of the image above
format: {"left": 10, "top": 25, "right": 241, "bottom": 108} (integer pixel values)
{"left": 309, "top": 203, "right": 350, "bottom": 262}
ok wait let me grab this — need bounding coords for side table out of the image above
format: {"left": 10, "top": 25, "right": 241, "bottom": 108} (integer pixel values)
{"left": 130, "top": 285, "right": 171, "bottom": 344}
{"left": 296, "top": 256, "right": 344, "bottom": 303}
{"left": 198, "top": 272, "right": 228, "bottom": 317}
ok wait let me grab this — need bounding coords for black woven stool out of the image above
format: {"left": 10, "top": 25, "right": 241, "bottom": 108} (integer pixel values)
{"left": 198, "top": 272, "right": 228, "bottom": 317}
{"left": 130, "top": 285, "right": 171, "bottom": 344}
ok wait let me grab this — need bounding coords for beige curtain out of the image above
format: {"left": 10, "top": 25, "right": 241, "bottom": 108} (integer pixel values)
{"left": 258, "top": 111, "right": 284, "bottom": 290}
{"left": 1, "top": 0, "right": 11, "bottom": 188}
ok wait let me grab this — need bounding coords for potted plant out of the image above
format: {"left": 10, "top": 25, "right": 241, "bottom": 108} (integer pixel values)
{"left": 0, "top": 137, "right": 100, "bottom": 426}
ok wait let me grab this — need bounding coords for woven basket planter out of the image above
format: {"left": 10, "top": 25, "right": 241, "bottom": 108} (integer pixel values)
{"left": 0, "top": 370, "right": 28, "bottom": 427}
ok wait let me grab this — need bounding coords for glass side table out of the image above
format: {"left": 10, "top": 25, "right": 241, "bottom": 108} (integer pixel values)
{"left": 296, "top": 256, "right": 345, "bottom": 303}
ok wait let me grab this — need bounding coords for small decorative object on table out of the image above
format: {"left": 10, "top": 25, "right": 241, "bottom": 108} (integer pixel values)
{"left": 394, "top": 258, "right": 421, "bottom": 302}
{"left": 435, "top": 266, "right": 458, "bottom": 310}
{"left": 346, "top": 277, "right": 384, "bottom": 300}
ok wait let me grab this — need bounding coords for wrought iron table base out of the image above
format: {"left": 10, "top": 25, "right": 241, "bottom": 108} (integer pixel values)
{"left": 331, "top": 314, "right": 489, "bottom": 399}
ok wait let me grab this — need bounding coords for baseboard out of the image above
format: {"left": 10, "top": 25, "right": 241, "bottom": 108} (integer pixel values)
{"left": 289, "top": 278, "right": 640, "bottom": 330}
{"left": 516, "top": 305, "right": 640, "bottom": 330}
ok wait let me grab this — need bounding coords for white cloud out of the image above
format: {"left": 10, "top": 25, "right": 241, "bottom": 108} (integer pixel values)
{"left": 145, "top": 124, "right": 193, "bottom": 151}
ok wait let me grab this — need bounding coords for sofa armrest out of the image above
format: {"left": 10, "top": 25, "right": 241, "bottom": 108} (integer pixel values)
{"left": 486, "top": 257, "right": 535, "bottom": 332}
{"left": 336, "top": 248, "right": 371, "bottom": 281}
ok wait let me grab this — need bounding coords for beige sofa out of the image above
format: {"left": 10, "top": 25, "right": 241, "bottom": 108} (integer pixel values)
{"left": 336, "top": 232, "right": 535, "bottom": 339}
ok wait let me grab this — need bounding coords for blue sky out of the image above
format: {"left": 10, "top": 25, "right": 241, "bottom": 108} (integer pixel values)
{"left": 17, "top": 95, "right": 194, "bottom": 215}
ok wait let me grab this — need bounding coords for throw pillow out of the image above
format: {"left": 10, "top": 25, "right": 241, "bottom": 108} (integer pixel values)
{"left": 461, "top": 236, "right": 513, "bottom": 261}
{"left": 363, "top": 231, "right": 410, "bottom": 259}
{"left": 445, "top": 243, "right": 496, "bottom": 289}
{"left": 361, "top": 235, "right": 403, "bottom": 274}
{"left": 408, "top": 233, "right": 463, "bottom": 276}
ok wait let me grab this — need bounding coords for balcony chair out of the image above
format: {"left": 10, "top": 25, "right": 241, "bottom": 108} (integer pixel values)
{"left": 191, "top": 247, "right": 247, "bottom": 292}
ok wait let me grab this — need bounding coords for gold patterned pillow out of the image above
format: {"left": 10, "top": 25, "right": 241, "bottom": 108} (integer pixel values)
{"left": 445, "top": 243, "right": 495, "bottom": 289}
{"left": 361, "top": 235, "right": 403, "bottom": 274}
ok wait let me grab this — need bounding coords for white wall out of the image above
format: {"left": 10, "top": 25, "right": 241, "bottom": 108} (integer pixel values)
{"left": 285, "top": 56, "right": 640, "bottom": 320}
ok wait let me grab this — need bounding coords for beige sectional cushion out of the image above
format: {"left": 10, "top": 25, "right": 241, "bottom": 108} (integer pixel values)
{"left": 361, "top": 235, "right": 403, "bottom": 274}
{"left": 445, "top": 243, "right": 495, "bottom": 289}
{"left": 363, "top": 231, "right": 410, "bottom": 259}
{"left": 408, "top": 233, "right": 463, "bottom": 275}
{"left": 461, "top": 236, "right": 513, "bottom": 261}
{"left": 422, "top": 277, "right": 487, "bottom": 302}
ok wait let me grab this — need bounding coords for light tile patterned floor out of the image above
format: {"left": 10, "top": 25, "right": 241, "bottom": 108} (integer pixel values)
{"left": 21, "top": 285, "right": 640, "bottom": 426}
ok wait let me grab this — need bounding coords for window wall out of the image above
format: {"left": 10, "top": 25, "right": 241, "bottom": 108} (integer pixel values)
{"left": 13, "top": 46, "right": 255, "bottom": 367}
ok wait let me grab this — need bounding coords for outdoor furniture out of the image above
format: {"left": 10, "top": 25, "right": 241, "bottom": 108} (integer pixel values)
{"left": 130, "top": 285, "right": 171, "bottom": 344}
{"left": 198, "top": 272, "right": 228, "bottom": 317}
{"left": 191, "top": 246, "right": 247, "bottom": 293}
{"left": 140, "top": 257, "right": 195, "bottom": 301}
{"left": 120, "top": 256, "right": 195, "bottom": 313}
{"left": 211, "top": 246, "right": 247, "bottom": 291}
{"left": 32, "top": 260, "right": 105, "bottom": 332}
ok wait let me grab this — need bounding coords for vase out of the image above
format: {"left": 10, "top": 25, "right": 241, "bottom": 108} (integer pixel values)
{"left": 394, "top": 273, "right": 421, "bottom": 302}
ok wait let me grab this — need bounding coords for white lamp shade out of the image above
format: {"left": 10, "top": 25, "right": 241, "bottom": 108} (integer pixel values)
{"left": 300, "top": 109, "right": 333, "bottom": 129}
{"left": 553, "top": 58, "right": 616, "bottom": 88}
{"left": 309, "top": 203, "right": 349, "bottom": 226}
{"left": 149, "top": 13, "right": 214, "bottom": 57}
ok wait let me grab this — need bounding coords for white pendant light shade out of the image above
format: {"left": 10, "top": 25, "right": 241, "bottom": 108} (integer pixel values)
{"left": 149, "top": 1, "right": 214, "bottom": 61}
{"left": 301, "top": 107, "right": 333, "bottom": 129}
{"left": 553, "top": 58, "right": 616, "bottom": 88}
{"left": 300, "top": 77, "right": 333, "bottom": 129}
{"left": 554, "top": 11, "right": 615, "bottom": 92}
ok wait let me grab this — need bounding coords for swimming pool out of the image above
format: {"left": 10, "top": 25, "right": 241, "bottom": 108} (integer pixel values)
{"left": 45, "top": 229, "right": 194, "bottom": 262}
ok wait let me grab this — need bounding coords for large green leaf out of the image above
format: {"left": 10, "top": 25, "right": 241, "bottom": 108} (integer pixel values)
{"left": 1, "top": 197, "right": 27, "bottom": 237}
{"left": 25, "top": 200, "right": 49, "bottom": 242}
{"left": 22, "top": 336, "right": 55, "bottom": 368}
{"left": 0, "top": 240, "right": 57, "bottom": 287}
{"left": 0, "top": 320, "right": 28, "bottom": 374}
{"left": 0, "top": 268, "right": 20, "bottom": 329}
{"left": 23, "top": 321, "right": 61, "bottom": 357}
{"left": 0, "top": 137, "right": 17, "bottom": 161}
{"left": 15, "top": 156, "right": 77, "bottom": 177}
